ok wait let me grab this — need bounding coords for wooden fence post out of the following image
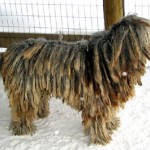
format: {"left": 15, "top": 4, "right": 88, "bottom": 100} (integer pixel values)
{"left": 103, "top": 0, "right": 124, "bottom": 30}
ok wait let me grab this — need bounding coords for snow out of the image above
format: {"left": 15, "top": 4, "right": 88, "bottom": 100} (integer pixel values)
{"left": 122, "top": 72, "right": 127, "bottom": 76}
{"left": 0, "top": 65, "right": 150, "bottom": 150}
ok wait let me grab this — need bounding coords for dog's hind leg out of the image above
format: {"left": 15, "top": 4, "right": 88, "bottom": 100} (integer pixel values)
{"left": 9, "top": 93, "right": 38, "bottom": 135}
{"left": 37, "top": 90, "right": 50, "bottom": 119}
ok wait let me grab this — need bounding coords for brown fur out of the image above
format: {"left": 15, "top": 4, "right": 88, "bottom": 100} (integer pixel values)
{"left": 0, "top": 15, "right": 150, "bottom": 145}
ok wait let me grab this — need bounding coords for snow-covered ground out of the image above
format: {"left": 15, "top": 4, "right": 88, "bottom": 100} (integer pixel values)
{"left": 0, "top": 65, "right": 150, "bottom": 150}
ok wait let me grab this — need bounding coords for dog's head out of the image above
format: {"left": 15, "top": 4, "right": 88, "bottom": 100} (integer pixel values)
{"left": 88, "top": 15, "right": 150, "bottom": 104}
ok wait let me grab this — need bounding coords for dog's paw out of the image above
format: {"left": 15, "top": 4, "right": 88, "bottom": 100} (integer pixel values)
{"left": 9, "top": 121, "right": 36, "bottom": 136}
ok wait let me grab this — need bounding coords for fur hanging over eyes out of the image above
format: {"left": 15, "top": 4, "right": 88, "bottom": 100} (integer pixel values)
{"left": 0, "top": 15, "right": 150, "bottom": 145}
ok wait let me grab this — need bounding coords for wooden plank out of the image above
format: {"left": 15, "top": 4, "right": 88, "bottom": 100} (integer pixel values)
{"left": 0, "top": 32, "right": 90, "bottom": 48}
{"left": 103, "top": 0, "right": 124, "bottom": 30}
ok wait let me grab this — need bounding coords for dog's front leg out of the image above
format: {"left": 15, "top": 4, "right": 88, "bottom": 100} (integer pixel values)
{"left": 82, "top": 100, "right": 112, "bottom": 145}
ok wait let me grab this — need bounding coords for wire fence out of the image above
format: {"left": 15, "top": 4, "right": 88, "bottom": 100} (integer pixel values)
{"left": 125, "top": 0, "right": 150, "bottom": 18}
{"left": 0, "top": 0, "right": 150, "bottom": 51}
{"left": 0, "top": 0, "right": 103, "bottom": 35}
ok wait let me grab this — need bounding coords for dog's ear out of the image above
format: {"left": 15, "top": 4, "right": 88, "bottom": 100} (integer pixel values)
{"left": 101, "top": 15, "right": 150, "bottom": 84}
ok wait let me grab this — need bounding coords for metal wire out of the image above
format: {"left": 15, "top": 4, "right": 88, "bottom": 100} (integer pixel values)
{"left": 0, "top": 0, "right": 103, "bottom": 35}
{"left": 124, "top": 0, "right": 150, "bottom": 18}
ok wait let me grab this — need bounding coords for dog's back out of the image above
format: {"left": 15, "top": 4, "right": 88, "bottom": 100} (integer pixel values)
{"left": 1, "top": 38, "right": 89, "bottom": 111}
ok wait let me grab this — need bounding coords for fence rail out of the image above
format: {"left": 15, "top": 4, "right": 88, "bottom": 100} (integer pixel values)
{"left": 0, "top": 32, "right": 90, "bottom": 48}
